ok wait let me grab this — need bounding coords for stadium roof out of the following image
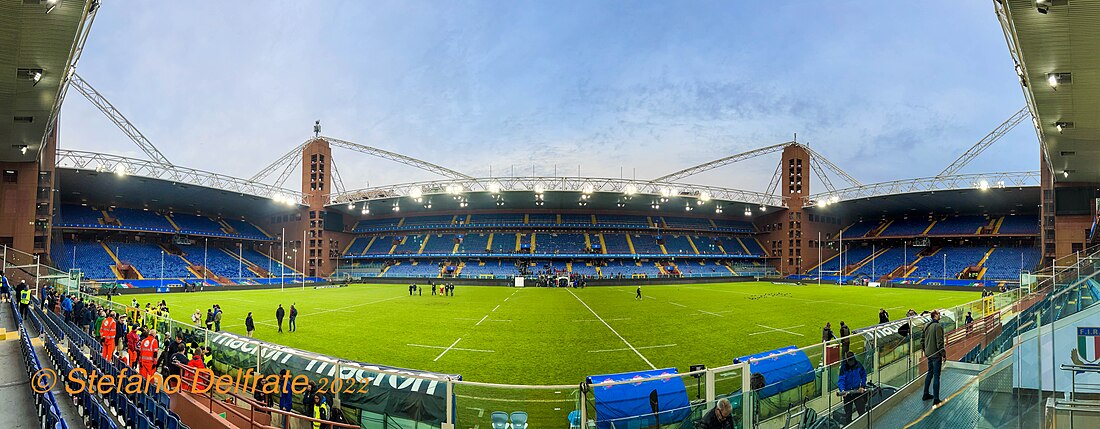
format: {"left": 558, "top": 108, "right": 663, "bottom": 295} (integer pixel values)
{"left": 56, "top": 167, "right": 301, "bottom": 220}
{"left": 999, "top": 0, "right": 1100, "bottom": 182}
{"left": 0, "top": 0, "right": 94, "bottom": 162}
{"left": 814, "top": 185, "right": 1040, "bottom": 220}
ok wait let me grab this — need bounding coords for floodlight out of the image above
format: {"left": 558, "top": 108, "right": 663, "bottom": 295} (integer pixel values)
{"left": 1036, "top": 0, "right": 1051, "bottom": 14}
{"left": 114, "top": 164, "right": 127, "bottom": 176}
{"left": 582, "top": 184, "right": 594, "bottom": 195}
{"left": 978, "top": 179, "right": 989, "bottom": 191}
{"left": 830, "top": 195, "right": 839, "bottom": 204}
{"left": 488, "top": 182, "right": 501, "bottom": 194}
{"left": 534, "top": 184, "right": 545, "bottom": 194}
{"left": 361, "top": 208, "right": 368, "bottom": 215}
{"left": 410, "top": 186, "right": 423, "bottom": 199}
{"left": 817, "top": 200, "right": 827, "bottom": 208}
{"left": 1048, "top": 74, "right": 1058, "bottom": 87}
{"left": 347, "top": 203, "right": 354, "bottom": 210}
{"left": 699, "top": 191, "right": 711, "bottom": 202}
{"left": 759, "top": 205, "right": 766, "bottom": 212}
{"left": 624, "top": 184, "right": 638, "bottom": 195}
{"left": 20, "top": 146, "right": 28, "bottom": 155}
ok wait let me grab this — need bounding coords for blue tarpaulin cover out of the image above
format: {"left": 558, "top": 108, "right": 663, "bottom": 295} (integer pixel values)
{"left": 586, "top": 368, "right": 691, "bottom": 429}
{"left": 734, "top": 346, "right": 814, "bottom": 399}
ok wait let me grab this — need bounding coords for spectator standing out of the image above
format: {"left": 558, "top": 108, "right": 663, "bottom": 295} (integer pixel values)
{"left": 205, "top": 309, "right": 214, "bottom": 331}
{"left": 289, "top": 304, "right": 298, "bottom": 332}
{"left": 192, "top": 309, "right": 201, "bottom": 327}
{"left": 837, "top": 351, "right": 868, "bottom": 424}
{"left": 276, "top": 304, "right": 285, "bottom": 333}
{"left": 839, "top": 321, "right": 851, "bottom": 356}
{"left": 965, "top": 311, "right": 974, "bottom": 325}
{"left": 312, "top": 394, "right": 330, "bottom": 429}
{"left": 61, "top": 294, "right": 73, "bottom": 323}
{"left": 822, "top": 322, "right": 836, "bottom": 343}
{"left": 922, "top": 310, "right": 946, "bottom": 406}
{"left": 278, "top": 369, "right": 294, "bottom": 426}
{"left": 126, "top": 327, "right": 141, "bottom": 368}
{"left": 214, "top": 305, "right": 223, "bottom": 332}
{"left": 0, "top": 273, "right": 9, "bottom": 303}
{"left": 245, "top": 312, "right": 255, "bottom": 337}
{"left": 879, "top": 308, "right": 889, "bottom": 324}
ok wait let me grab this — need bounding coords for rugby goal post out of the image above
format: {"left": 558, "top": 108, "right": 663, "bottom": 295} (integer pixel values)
{"left": 818, "top": 269, "right": 843, "bottom": 286}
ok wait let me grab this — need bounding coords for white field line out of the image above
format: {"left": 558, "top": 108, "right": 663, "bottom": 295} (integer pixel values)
{"left": 752, "top": 323, "right": 805, "bottom": 336}
{"left": 492, "top": 305, "right": 501, "bottom": 312}
{"left": 589, "top": 344, "right": 677, "bottom": 353}
{"left": 455, "top": 394, "right": 572, "bottom": 403}
{"left": 475, "top": 315, "right": 489, "bottom": 326}
{"left": 568, "top": 289, "right": 655, "bottom": 369}
{"left": 572, "top": 318, "right": 630, "bottom": 322}
{"left": 434, "top": 338, "right": 463, "bottom": 361}
{"left": 697, "top": 310, "right": 724, "bottom": 317}
{"left": 668, "top": 302, "right": 687, "bottom": 308}
{"left": 408, "top": 343, "right": 495, "bottom": 354}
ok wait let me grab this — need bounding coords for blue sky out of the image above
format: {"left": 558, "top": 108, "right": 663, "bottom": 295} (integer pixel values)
{"left": 60, "top": 0, "right": 1037, "bottom": 193}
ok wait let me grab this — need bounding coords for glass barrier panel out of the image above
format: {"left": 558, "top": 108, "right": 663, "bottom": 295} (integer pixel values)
{"left": 453, "top": 382, "right": 580, "bottom": 429}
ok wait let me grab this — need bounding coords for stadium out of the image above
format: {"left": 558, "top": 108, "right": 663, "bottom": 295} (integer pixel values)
{"left": 0, "top": 1, "right": 1096, "bottom": 429}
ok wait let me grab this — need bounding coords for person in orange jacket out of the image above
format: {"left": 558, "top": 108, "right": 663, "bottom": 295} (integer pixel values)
{"left": 99, "top": 311, "right": 118, "bottom": 359}
{"left": 138, "top": 328, "right": 160, "bottom": 380}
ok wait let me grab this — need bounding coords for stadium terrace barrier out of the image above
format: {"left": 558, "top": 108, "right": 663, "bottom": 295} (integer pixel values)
{"left": 12, "top": 242, "right": 1083, "bottom": 429}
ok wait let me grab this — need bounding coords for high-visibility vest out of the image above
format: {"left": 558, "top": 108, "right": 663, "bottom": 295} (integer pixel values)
{"left": 139, "top": 337, "right": 159, "bottom": 364}
{"left": 313, "top": 402, "right": 329, "bottom": 429}
{"left": 100, "top": 317, "right": 117, "bottom": 340}
{"left": 19, "top": 289, "right": 30, "bottom": 304}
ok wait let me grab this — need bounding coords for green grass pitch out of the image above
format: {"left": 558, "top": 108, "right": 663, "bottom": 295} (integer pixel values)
{"left": 123, "top": 282, "right": 977, "bottom": 385}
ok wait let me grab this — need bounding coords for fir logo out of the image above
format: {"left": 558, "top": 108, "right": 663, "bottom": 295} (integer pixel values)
{"left": 1071, "top": 327, "right": 1100, "bottom": 366}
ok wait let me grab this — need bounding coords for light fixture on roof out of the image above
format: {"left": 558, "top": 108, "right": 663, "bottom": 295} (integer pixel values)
{"left": 1063, "top": 170, "right": 1072, "bottom": 178}
{"left": 20, "top": 145, "right": 28, "bottom": 155}
{"left": 581, "top": 184, "right": 594, "bottom": 195}
{"left": 978, "top": 179, "right": 989, "bottom": 191}
{"left": 624, "top": 184, "right": 637, "bottom": 196}
{"left": 361, "top": 207, "right": 369, "bottom": 215}
{"left": 114, "top": 164, "right": 128, "bottom": 177}
{"left": 684, "top": 204, "right": 693, "bottom": 212}
{"left": 45, "top": 0, "right": 59, "bottom": 14}
{"left": 830, "top": 195, "right": 839, "bottom": 204}
{"left": 715, "top": 205, "right": 724, "bottom": 214}
{"left": 488, "top": 182, "right": 502, "bottom": 194}
{"left": 745, "top": 207, "right": 753, "bottom": 216}
{"left": 817, "top": 200, "right": 827, "bottom": 208}
{"left": 699, "top": 191, "right": 710, "bottom": 203}
{"left": 1036, "top": 0, "right": 1051, "bottom": 14}
{"left": 534, "top": 184, "right": 545, "bottom": 195}
{"left": 651, "top": 201, "right": 660, "bottom": 210}
{"left": 392, "top": 203, "right": 400, "bottom": 212}
{"left": 759, "top": 205, "right": 766, "bottom": 212}
{"left": 1047, "top": 72, "right": 1070, "bottom": 89}
{"left": 1055, "top": 121, "right": 1073, "bottom": 134}
{"left": 347, "top": 203, "right": 354, "bottom": 210}
{"left": 616, "top": 201, "right": 626, "bottom": 208}
{"left": 409, "top": 186, "right": 423, "bottom": 200}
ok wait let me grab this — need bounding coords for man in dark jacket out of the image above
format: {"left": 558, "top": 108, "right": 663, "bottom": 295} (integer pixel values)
{"left": 837, "top": 351, "right": 868, "bottom": 424}
{"left": 245, "top": 312, "right": 255, "bottom": 337}
{"left": 879, "top": 308, "right": 889, "bottom": 324}
{"left": 922, "top": 310, "right": 946, "bottom": 405}
{"left": 822, "top": 322, "right": 836, "bottom": 343}
{"left": 699, "top": 397, "right": 734, "bottom": 429}
{"left": 288, "top": 304, "right": 298, "bottom": 332}
{"left": 839, "top": 322, "right": 851, "bottom": 356}
{"left": 276, "top": 305, "right": 285, "bottom": 333}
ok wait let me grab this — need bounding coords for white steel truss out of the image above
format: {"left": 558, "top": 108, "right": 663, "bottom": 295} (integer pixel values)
{"left": 55, "top": 150, "right": 303, "bottom": 203}
{"left": 937, "top": 106, "right": 1030, "bottom": 177}
{"left": 69, "top": 73, "right": 173, "bottom": 166}
{"left": 251, "top": 136, "right": 473, "bottom": 189}
{"left": 807, "top": 171, "right": 1040, "bottom": 207}
{"left": 330, "top": 176, "right": 784, "bottom": 207}
{"left": 653, "top": 141, "right": 861, "bottom": 194}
